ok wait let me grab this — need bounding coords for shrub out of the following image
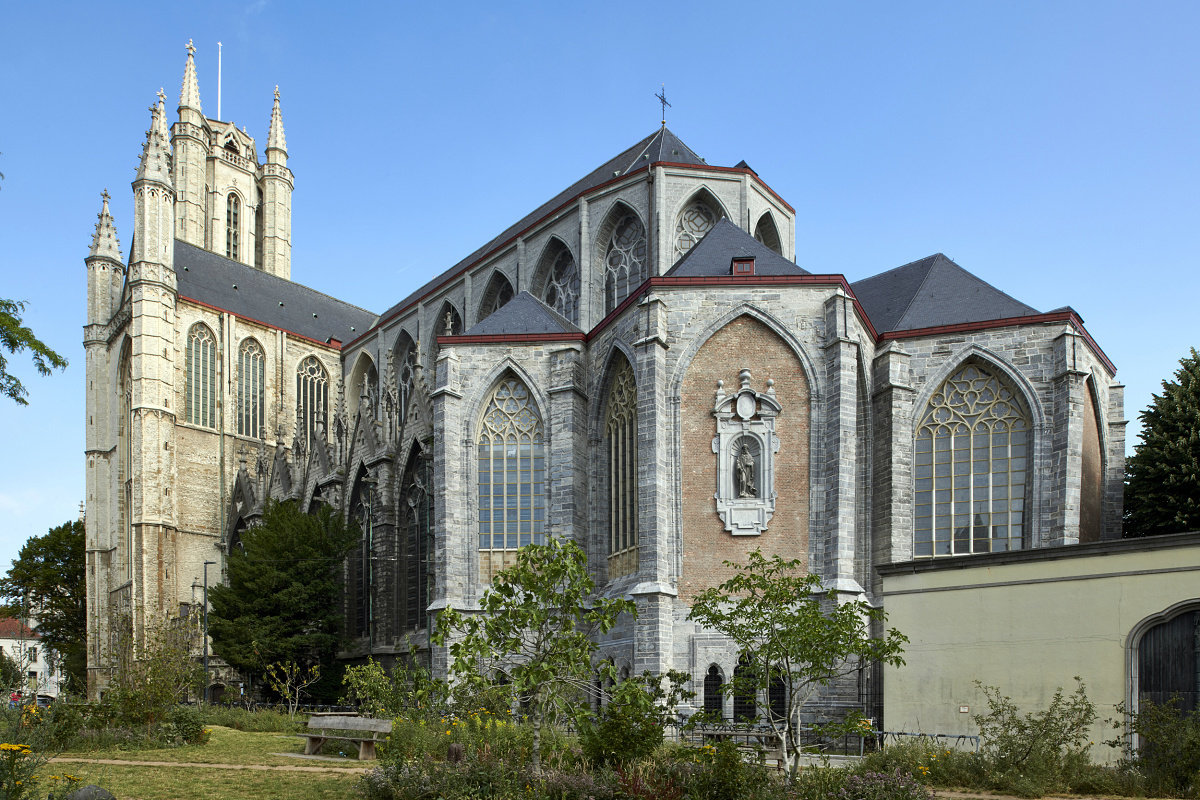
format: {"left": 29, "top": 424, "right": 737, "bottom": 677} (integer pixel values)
{"left": 790, "top": 758, "right": 851, "bottom": 800}
{"left": 1109, "top": 697, "right": 1200, "bottom": 798}
{"left": 686, "top": 738, "right": 773, "bottom": 800}
{"left": 199, "top": 705, "right": 299, "bottom": 732}
{"left": 164, "top": 705, "right": 209, "bottom": 746}
{"left": 579, "top": 671, "right": 691, "bottom": 767}
{"left": 838, "top": 769, "right": 932, "bottom": 800}
{"left": 857, "top": 740, "right": 983, "bottom": 789}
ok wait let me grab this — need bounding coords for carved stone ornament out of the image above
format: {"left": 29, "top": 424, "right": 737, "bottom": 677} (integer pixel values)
{"left": 712, "top": 369, "right": 781, "bottom": 535}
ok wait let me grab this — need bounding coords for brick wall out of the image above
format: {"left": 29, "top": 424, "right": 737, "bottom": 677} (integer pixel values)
{"left": 678, "top": 315, "right": 810, "bottom": 599}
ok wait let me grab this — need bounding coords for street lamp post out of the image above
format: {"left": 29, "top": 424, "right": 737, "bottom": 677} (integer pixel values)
{"left": 203, "top": 560, "right": 216, "bottom": 705}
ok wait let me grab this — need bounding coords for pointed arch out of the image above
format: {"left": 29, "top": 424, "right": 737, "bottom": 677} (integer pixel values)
{"left": 475, "top": 371, "right": 546, "bottom": 584}
{"left": 477, "top": 270, "right": 516, "bottom": 323}
{"left": 347, "top": 463, "right": 374, "bottom": 638}
{"left": 592, "top": 202, "right": 648, "bottom": 315}
{"left": 117, "top": 337, "right": 133, "bottom": 583}
{"left": 1079, "top": 375, "right": 1105, "bottom": 543}
{"left": 531, "top": 237, "right": 581, "bottom": 325}
{"left": 225, "top": 192, "right": 241, "bottom": 260}
{"left": 397, "top": 443, "right": 433, "bottom": 633}
{"left": 185, "top": 322, "right": 218, "bottom": 428}
{"left": 753, "top": 211, "right": 782, "bottom": 255}
{"left": 296, "top": 354, "right": 330, "bottom": 453}
{"left": 347, "top": 350, "right": 378, "bottom": 423}
{"left": 433, "top": 301, "right": 462, "bottom": 358}
{"left": 391, "top": 329, "right": 418, "bottom": 424}
{"left": 672, "top": 187, "right": 728, "bottom": 262}
{"left": 1127, "top": 600, "right": 1200, "bottom": 720}
{"left": 913, "top": 357, "right": 1034, "bottom": 557}
{"left": 236, "top": 337, "right": 266, "bottom": 438}
{"left": 603, "top": 350, "right": 638, "bottom": 578}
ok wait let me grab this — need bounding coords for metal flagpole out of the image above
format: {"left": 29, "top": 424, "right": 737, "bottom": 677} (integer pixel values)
{"left": 217, "top": 42, "right": 222, "bottom": 120}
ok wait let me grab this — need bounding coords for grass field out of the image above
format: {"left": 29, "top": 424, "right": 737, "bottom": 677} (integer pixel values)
{"left": 47, "top": 726, "right": 366, "bottom": 799}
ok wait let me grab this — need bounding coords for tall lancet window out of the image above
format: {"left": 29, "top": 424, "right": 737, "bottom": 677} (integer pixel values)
{"left": 477, "top": 377, "right": 545, "bottom": 584}
{"left": 914, "top": 363, "right": 1030, "bottom": 557}
{"left": 226, "top": 194, "right": 240, "bottom": 260}
{"left": 237, "top": 338, "right": 266, "bottom": 438}
{"left": 185, "top": 323, "right": 218, "bottom": 428}
{"left": 605, "top": 215, "right": 647, "bottom": 314}
{"left": 605, "top": 355, "right": 638, "bottom": 578}
{"left": 543, "top": 248, "right": 580, "bottom": 325}
{"left": 297, "top": 355, "right": 329, "bottom": 450}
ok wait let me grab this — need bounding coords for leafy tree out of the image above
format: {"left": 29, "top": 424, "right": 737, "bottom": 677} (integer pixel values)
{"left": 1125, "top": 348, "right": 1200, "bottom": 536}
{"left": 433, "top": 537, "right": 635, "bottom": 773}
{"left": 109, "top": 614, "right": 205, "bottom": 726}
{"left": 0, "top": 520, "right": 86, "bottom": 693}
{"left": 0, "top": 299, "right": 67, "bottom": 406}
{"left": 207, "top": 500, "right": 360, "bottom": 702}
{"left": 0, "top": 651, "right": 21, "bottom": 692}
{"left": 687, "top": 548, "right": 908, "bottom": 782}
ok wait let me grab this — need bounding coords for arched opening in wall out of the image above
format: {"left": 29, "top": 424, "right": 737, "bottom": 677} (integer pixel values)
{"left": 236, "top": 337, "right": 266, "bottom": 439}
{"left": 594, "top": 203, "right": 647, "bottom": 316}
{"left": 1134, "top": 603, "right": 1199, "bottom": 714}
{"left": 117, "top": 340, "right": 133, "bottom": 583}
{"left": 226, "top": 193, "right": 240, "bottom": 260}
{"left": 856, "top": 358, "right": 872, "bottom": 589}
{"left": 348, "top": 466, "right": 375, "bottom": 639}
{"left": 434, "top": 302, "right": 462, "bottom": 356}
{"left": 476, "top": 374, "right": 546, "bottom": 583}
{"left": 673, "top": 188, "right": 725, "bottom": 263}
{"left": 531, "top": 239, "right": 580, "bottom": 326}
{"left": 186, "top": 323, "right": 218, "bottom": 429}
{"left": 604, "top": 352, "right": 638, "bottom": 579}
{"left": 228, "top": 519, "right": 248, "bottom": 554}
{"left": 397, "top": 444, "right": 433, "bottom": 634}
{"left": 391, "top": 330, "right": 418, "bottom": 425}
{"left": 477, "top": 271, "right": 516, "bottom": 324}
{"left": 296, "top": 355, "right": 330, "bottom": 456}
{"left": 347, "top": 351, "right": 379, "bottom": 423}
{"left": 704, "top": 665, "right": 724, "bottom": 717}
{"left": 1079, "top": 377, "right": 1104, "bottom": 543}
{"left": 914, "top": 360, "right": 1032, "bottom": 557}
{"left": 753, "top": 212, "right": 782, "bottom": 255}
{"left": 769, "top": 670, "right": 787, "bottom": 723}
{"left": 733, "top": 655, "right": 756, "bottom": 722}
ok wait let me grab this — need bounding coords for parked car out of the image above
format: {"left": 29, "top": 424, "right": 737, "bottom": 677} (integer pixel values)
{"left": 35, "top": 695, "right": 54, "bottom": 708}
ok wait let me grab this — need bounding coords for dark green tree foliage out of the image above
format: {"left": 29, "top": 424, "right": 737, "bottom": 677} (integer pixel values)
{"left": 0, "top": 298, "right": 68, "bottom": 406}
{"left": 0, "top": 520, "right": 86, "bottom": 693}
{"left": 208, "top": 500, "right": 360, "bottom": 702}
{"left": 1124, "top": 348, "right": 1200, "bottom": 536}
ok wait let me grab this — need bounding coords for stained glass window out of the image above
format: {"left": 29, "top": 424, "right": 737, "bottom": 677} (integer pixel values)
{"left": 185, "top": 323, "right": 217, "bottom": 428}
{"left": 237, "top": 338, "right": 265, "bottom": 438}
{"left": 606, "top": 356, "right": 638, "bottom": 577}
{"left": 226, "top": 194, "right": 239, "bottom": 260}
{"left": 297, "top": 355, "right": 329, "bottom": 450}
{"left": 544, "top": 248, "right": 580, "bottom": 325}
{"left": 605, "top": 215, "right": 647, "bottom": 314}
{"left": 477, "top": 377, "right": 545, "bottom": 583}
{"left": 914, "top": 363, "right": 1030, "bottom": 557}
{"left": 674, "top": 201, "right": 717, "bottom": 260}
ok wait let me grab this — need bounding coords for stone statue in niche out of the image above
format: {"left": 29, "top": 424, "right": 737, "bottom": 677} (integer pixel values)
{"left": 712, "top": 369, "right": 781, "bottom": 535}
{"left": 735, "top": 443, "right": 757, "bottom": 498}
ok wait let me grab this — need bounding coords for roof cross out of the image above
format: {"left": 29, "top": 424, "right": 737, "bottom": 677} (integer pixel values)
{"left": 186, "top": 39, "right": 196, "bottom": 56}
{"left": 656, "top": 84, "right": 671, "bottom": 127}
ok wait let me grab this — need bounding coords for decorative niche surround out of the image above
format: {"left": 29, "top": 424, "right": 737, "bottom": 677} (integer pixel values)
{"left": 712, "top": 369, "right": 781, "bottom": 535}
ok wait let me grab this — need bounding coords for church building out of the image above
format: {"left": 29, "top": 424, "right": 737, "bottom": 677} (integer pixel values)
{"left": 84, "top": 45, "right": 1137, "bottom": 724}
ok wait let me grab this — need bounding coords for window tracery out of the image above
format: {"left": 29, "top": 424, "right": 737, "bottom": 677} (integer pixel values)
{"left": 394, "top": 337, "right": 417, "bottom": 419}
{"left": 297, "top": 355, "right": 329, "bottom": 452}
{"left": 477, "top": 377, "right": 546, "bottom": 583}
{"left": 674, "top": 201, "right": 717, "bottom": 260}
{"left": 185, "top": 323, "right": 217, "bottom": 428}
{"left": 543, "top": 248, "right": 580, "bottom": 325}
{"left": 605, "top": 356, "right": 638, "bottom": 577}
{"left": 604, "top": 215, "right": 647, "bottom": 314}
{"left": 237, "top": 338, "right": 265, "bottom": 438}
{"left": 914, "top": 363, "right": 1030, "bottom": 557}
{"left": 399, "top": 448, "right": 432, "bottom": 632}
{"left": 226, "top": 194, "right": 240, "bottom": 260}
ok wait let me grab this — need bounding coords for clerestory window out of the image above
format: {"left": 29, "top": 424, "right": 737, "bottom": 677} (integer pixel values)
{"left": 543, "top": 247, "right": 580, "bottom": 325}
{"left": 185, "top": 323, "right": 218, "bottom": 428}
{"left": 605, "top": 355, "right": 638, "bottom": 577}
{"left": 296, "top": 355, "right": 329, "bottom": 451}
{"left": 237, "top": 338, "right": 265, "bottom": 438}
{"left": 604, "top": 215, "right": 647, "bottom": 314}
{"left": 914, "top": 363, "right": 1030, "bottom": 557}
{"left": 226, "top": 194, "right": 240, "bottom": 260}
{"left": 477, "top": 377, "right": 545, "bottom": 584}
{"left": 674, "top": 200, "right": 717, "bottom": 260}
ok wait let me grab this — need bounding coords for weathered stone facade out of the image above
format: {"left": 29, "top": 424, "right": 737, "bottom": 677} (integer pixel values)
{"left": 85, "top": 47, "right": 1125, "bottom": 724}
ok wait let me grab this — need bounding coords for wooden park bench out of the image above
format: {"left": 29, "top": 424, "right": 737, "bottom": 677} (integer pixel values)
{"left": 299, "top": 713, "right": 392, "bottom": 760}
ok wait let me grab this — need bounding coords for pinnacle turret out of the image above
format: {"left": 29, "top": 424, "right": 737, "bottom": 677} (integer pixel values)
{"left": 154, "top": 88, "right": 171, "bottom": 142}
{"left": 88, "top": 190, "right": 123, "bottom": 262}
{"left": 179, "top": 39, "right": 202, "bottom": 115}
{"left": 134, "top": 100, "right": 172, "bottom": 186}
{"left": 266, "top": 86, "right": 287, "bottom": 155}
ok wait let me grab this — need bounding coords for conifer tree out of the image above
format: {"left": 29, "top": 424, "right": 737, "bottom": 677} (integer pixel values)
{"left": 1124, "top": 348, "right": 1200, "bottom": 536}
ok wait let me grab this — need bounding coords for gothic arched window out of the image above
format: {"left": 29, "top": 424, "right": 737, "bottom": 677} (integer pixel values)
{"left": 544, "top": 248, "right": 580, "bottom": 325}
{"left": 604, "top": 215, "right": 647, "bottom": 314}
{"left": 185, "top": 323, "right": 217, "bottom": 428}
{"left": 733, "top": 655, "right": 756, "bottom": 722}
{"left": 481, "top": 272, "right": 515, "bottom": 320}
{"left": 753, "top": 212, "right": 782, "bottom": 255}
{"left": 674, "top": 200, "right": 718, "bottom": 260}
{"left": 297, "top": 355, "right": 329, "bottom": 451}
{"left": 237, "top": 338, "right": 266, "bottom": 438}
{"left": 393, "top": 333, "right": 417, "bottom": 420}
{"left": 914, "top": 363, "right": 1030, "bottom": 557}
{"left": 226, "top": 194, "right": 240, "bottom": 260}
{"left": 703, "top": 665, "right": 724, "bottom": 717}
{"left": 477, "top": 377, "right": 545, "bottom": 583}
{"left": 606, "top": 355, "right": 638, "bottom": 577}
{"left": 399, "top": 447, "right": 433, "bottom": 632}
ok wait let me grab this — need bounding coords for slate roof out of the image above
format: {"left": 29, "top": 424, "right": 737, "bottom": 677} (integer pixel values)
{"left": 463, "top": 291, "right": 582, "bottom": 336}
{"left": 173, "top": 240, "right": 378, "bottom": 343}
{"left": 372, "top": 127, "right": 709, "bottom": 329}
{"left": 851, "top": 253, "right": 1039, "bottom": 334}
{"left": 665, "top": 218, "right": 810, "bottom": 277}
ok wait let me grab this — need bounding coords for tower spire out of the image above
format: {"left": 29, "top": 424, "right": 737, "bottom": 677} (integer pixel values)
{"left": 266, "top": 86, "right": 287, "bottom": 154}
{"left": 179, "top": 39, "right": 202, "bottom": 115}
{"left": 88, "top": 190, "right": 123, "bottom": 262}
{"left": 135, "top": 100, "right": 172, "bottom": 186}
{"left": 154, "top": 88, "right": 170, "bottom": 142}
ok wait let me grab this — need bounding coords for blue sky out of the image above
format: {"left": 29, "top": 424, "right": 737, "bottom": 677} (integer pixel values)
{"left": 0, "top": 1, "right": 1196, "bottom": 567}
